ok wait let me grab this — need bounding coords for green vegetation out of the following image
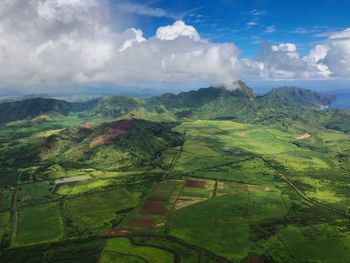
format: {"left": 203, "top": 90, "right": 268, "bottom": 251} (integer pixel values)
{"left": 17, "top": 181, "right": 57, "bottom": 207}
{"left": 65, "top": 189, "right": 138, "bottom": 233}
{"left": 0, "top": 190, "right": 12, "bottom": 211}
{"left": 0, "top": 211, "right": 12, "bottom": 248}
{"left": 101, "top": 237, "right": 174, "bottom": 263}
{"left": 0, "top": 238, "right": 104, "bottom": 263}
{"left": 1, "top": 84, "right": 350, "bottom": 262}
{"left": 14, "top": 202, "right": 64, "bottom": 246}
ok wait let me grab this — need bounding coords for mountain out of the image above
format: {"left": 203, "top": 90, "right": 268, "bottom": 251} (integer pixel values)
{"left": 0, "top": 98, "right": 73, "bottom": 124}
{"left": 42, "top": 119, "right": 183, "bottom": 171}
{"left": 262, "top": 86, "right": 334, "bottom": 109}
{"left": 153, "top": 81, "right": 255, "bottom": 109}
{"left": 0, "top": 82, "right": 345, "bottom": 132}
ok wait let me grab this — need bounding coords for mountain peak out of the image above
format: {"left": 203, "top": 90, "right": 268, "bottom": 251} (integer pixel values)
{"left": 230, "top": 81, "right": 255, "bottom": 99}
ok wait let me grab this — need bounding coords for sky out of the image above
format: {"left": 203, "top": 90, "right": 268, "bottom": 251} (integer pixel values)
{"left": 0, "top": 0, "right": 350, "bottom": 94}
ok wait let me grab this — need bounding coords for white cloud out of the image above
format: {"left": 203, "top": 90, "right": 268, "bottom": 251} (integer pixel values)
{"left": 264, "top": 26, "right": 276, "bottom": 33}
{"left": 242, "top": 42, "right": 331, "bottom": 80}
{"left": 115, "top": 2, "right": 179, "bottom": 19}
{"left": 321, "top": 28, "right": 350, "bottom": 77}
{"left": 241, "top": 9, "right": 266, "bottom": 16}
{"left": 241, "top": 28, "right": 350, "bottom": 81}
{"left": 156, "top": 20, "right": 200, "bottom": 41}
{"left": 303, "top": 45, "right": 330, "bottom": 77}
{"left": 246, "top": 21, "right": 258, "bottom": 27}
{"left": 0, "top": 0, "right": 349, "bottom": 91}
{"left": 118, "top": 28, "right": 145, "bottom": 52}
{"left": 0, "top": 0, "right": 240, "bottom": 89}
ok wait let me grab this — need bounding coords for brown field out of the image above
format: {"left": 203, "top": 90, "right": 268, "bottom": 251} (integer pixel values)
{"left": 186, "top": 180, "right": 205, "bottom": 188}
{"left": 127, "top": 218, "right": 157, "bottom": 227}
{"left": 147, "top": 195, "right": 167, "bottom": 201}
{"left": 108, "top": 180, "right": 185, "bottom": 232}
{"left": 142, "top": 200, "right": 167, "bottom": 215}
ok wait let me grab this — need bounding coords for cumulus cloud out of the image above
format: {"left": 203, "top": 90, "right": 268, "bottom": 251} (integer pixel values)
{"left": 0, "top": 0, "right": 349, "bottom": 91}
{"left": 156, "top": 20, "right": 200, "bottom": 41}
{"left": 321, "top": 28, "right": 350, "bottom": 77}
{"left": 242, "top": 42, "right": 328, "bottom": 80}
{"left": 244, "top": 28, "right": 350, "bottom": 81}
{"left": 0, "top": 0, "right": 240, "bottom": 89}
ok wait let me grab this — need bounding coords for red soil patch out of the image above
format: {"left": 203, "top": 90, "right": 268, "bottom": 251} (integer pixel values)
{"left": 107, "top": 119, "right": 135, "bottom": 138}
{"left": 89, "top": 137, "right": 114, "bottom": 148}
{"left": 296, "top": 133, "right": 312, "bottom": 140}
{"left": 127, "top": 218, "right": 156, "bottom": 227}
{"left": 142, "top": 200, "right": 167, "bottom": 215}
{"left": 186, "top": 180, "right": 205, "bottom": 188}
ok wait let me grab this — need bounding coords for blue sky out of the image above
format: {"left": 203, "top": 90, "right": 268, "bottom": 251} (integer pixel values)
{"left": 112, "top": 0, "right": 350, "bottom": 58}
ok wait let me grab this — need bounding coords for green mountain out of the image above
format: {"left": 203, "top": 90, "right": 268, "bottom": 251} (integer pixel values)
{"left": 262, "top": 86, "right": 333, "bottom": 109}
{"left": 0, "top": 82, "right": 336, "bottom": 125}
{"left": 42, "top": 119, "right": 183, "bottom": 171}
{"left": 0, "top": 98, "right": 97, "bottom": 124}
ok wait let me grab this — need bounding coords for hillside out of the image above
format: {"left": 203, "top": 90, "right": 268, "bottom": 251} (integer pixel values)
{"left": 42, "top": 119, "right": 184, "bottom": 171}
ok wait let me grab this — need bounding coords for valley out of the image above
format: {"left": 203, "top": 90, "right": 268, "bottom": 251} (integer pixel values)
{"left": 0, "top": 83, "right": 350, "bottom": 262}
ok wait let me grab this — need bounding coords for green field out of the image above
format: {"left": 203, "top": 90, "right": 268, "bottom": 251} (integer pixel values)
{"left": 101, "top": 238, "right": 175, "bottom": 263}
{"left": 14, "top": 202, "right": 64, "bottom": 246}
{"left": 0, "top": 190, "right": 12, "bottom": 211}
{"left": 17, "top": 181, "right": 57, "bottom": 207}
{"left": 65, "top": 189, "right": 138, "bottom": 233}
{"left": 0, "top": 211, "right": 12, "bottom": 247}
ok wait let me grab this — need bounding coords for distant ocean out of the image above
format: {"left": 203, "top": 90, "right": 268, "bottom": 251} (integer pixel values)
{"left": 328, "top": 89, "right": 350, "bottom": 109}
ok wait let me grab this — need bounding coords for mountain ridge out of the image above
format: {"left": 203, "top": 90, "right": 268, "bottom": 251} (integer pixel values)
{"left": 0, "top": 82, "right": 343, "bottom": 131}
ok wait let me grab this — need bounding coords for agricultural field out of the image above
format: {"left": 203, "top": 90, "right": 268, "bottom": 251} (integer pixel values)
{"left": 64, "top": 189, "right": 138, "bottom": 234}
{"left": 17, "top": 181, "right": 57, "bottom": 207}
{"left": 0, "top": 211, "right": 13, "bottom": 247}
{"left": 13, "top": 202, "right": 64, "bottom": 246}
{"left": 0, "top": 190, "right": 12, "bottom": 211}
{"left": 116, "top": 180, "right": 185, "bottom": 232}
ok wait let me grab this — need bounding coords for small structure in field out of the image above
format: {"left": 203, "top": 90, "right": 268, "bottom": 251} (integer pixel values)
{"left": 296, "top": 133, "right": 312, "bottom": 140}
